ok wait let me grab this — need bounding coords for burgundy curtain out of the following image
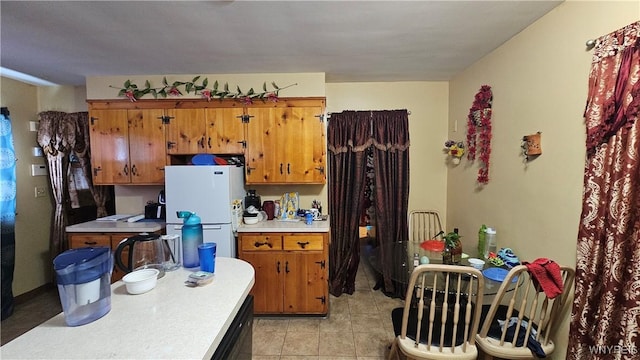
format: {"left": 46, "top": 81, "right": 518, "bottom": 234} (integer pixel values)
{"left": 327, "top": 110, "right": 410, "bottom": 297}
{"left": 371, "top": 110, "right": 410, "bottom": 297}
{"left": 72, "top": 114, "right": 110, "bottom": 218}
{"left": 567, "top": 21, "right": 640, "bottom": 359}
{"left": 37, "top": 111, "right": 75, "bottom": 263}
{"left": 37, "top": 111, "right": 109, "bottom": 262}
{"left": 328, "top": 111, "right": 371, "bottom": 296}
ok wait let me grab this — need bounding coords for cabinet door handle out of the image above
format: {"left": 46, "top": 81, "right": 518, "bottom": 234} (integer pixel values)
{"left": 285, "top": 261, "right": 290, "bottom": 273}
{"left": 287, "top": 163, "right": 290, "bottom": 174}
{"left": 315, "top": 295, "right": 326, "bottom": 304}
{"left": 315, "top": 260, "right": 326, "bottom": 269}
{"left": 83, "top": 241, "right": 98, "bottom": 245}
{"left": 123, "top": 164, "right": 129, "bottom": 176}
{"left": 131, "top": 164, "right": 137, "bottom": 176}
{"left": 276, "top": 261, "right": 281, "bottom": 274}
{"left": 254, "top": 241, "right": 272, "bottom": 248}
{"left": 280, "top": 163, "right": 283, "bottom": 175}
{"left": 297, "top": 241, "right": 309, "bottom": 249}
{"left": 207, "top": 137, "right": 211, "bottom": 149}
{"left": 93, "top": 166, "right": 102, "bottom": 176}
{"left": 167, "top": 141, "right": 176, "bottom": 149}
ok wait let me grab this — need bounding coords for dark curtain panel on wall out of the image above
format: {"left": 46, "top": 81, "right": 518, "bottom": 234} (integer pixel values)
{"left": 327, "top": 109, "right": 410, "bottom": 297}
{"left": 327, "top": 111, "right": 371, "bottom": 296}
{"left": 371, "top": 110, "right": 410, "bottom": 298}
{"left": 567, "top": 21, "right": 640, "bottom": 359}
{"left": 37, "top": 111, "right": 110, "bottom": 264}
{"left": 1, "top": 107, "right": 16, "bottom": 320}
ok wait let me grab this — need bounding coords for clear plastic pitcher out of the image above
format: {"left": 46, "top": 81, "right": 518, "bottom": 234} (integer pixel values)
{"left": 53, "top": 247, "right": 113, "bottom": 326}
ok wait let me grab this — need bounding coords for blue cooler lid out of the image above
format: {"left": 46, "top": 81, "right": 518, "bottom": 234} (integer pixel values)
{"left": 53, "top": 247, "right": 112, "bottom": 285}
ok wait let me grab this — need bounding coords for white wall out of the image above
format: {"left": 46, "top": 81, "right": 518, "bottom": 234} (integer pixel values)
{"left": 447, "top": 2, "right": 639, "bottom": 358}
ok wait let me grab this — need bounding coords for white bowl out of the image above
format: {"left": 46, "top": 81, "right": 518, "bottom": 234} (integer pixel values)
{"left": 468, "top": 258, "right": 486, "bottom": 271}
{"left": 122, "top": 268, "right": 159, "bottom": 295}
{"left": 244, "top": 216, "right": 259, "bottom": 225}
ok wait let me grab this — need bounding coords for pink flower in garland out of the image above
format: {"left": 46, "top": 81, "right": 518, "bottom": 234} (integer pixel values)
{"left": 267, "top": 92, "right": 279, "bottom": 103}
{"left": 201, "top": 89, "right": 212, "bottom": 101}
{"left": 466, "top": 85, "right": 493, "bottom": 184}
{"left": 240, "top": 96, "right": 253, "bottom": 105}
{"left": 125, "top": 90, "right": 137, "bottom": 102}
{"left": 167, "top": 86, "right": 181, "bottom": 97}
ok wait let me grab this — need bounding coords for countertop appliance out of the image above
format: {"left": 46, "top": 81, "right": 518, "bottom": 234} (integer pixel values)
{"left": 165, "top": 165, "right": 245, "bottom": 258}
{"left": 113, "top": 233, "right": 166, "bottom": 278}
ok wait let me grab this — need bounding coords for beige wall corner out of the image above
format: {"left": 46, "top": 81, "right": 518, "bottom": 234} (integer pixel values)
{"left": 1, "top": 77, "right": 53, "bottom": 295}
{"left": 447, "top": 2, "right": 639, "bottom": 358}
{"left": 37, "top": 85, "right": 88, "bottom": 112}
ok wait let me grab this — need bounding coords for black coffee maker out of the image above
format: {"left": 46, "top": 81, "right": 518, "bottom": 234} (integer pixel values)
{"left": 144, "top": 190, "right": 166, "bottom": 219}
{"left": 244, "top": 190, "right": 261, "bottom": 210}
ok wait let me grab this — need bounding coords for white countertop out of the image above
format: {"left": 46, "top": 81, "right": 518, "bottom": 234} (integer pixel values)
{"left": 237, "top": 217, "right": 330, "bottom": 233}
{"left": 0, "top": 258, "right": 255, "bottom": 360}
{"left": 66, "top": 219, "right": 165, "bottom": 233}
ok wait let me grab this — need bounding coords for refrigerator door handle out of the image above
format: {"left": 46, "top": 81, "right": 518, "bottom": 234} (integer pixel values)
{"left": 171, "top": 225, "right": 224, "bottom": 231}
{"left": 202, "top": 225, "right": 223, "bottom": 230}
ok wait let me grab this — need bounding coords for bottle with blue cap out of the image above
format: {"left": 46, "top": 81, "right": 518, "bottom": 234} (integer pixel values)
{"left": 177, "top": 211, "right": 203, "bottom": 268}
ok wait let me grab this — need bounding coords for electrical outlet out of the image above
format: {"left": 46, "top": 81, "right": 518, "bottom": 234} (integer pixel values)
{"left": 34, "top": 187, "right": 46, "bottom": 198}
{"left": 29, "top": 121, "right": 39, "bottom": 132}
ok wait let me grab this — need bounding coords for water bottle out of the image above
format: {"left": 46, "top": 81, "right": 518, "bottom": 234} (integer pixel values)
{"left": 484, "top": 227, "right": 497, "bottom": 259}
{"left": 178, "top": 211, "right": 203, "bottom": 268}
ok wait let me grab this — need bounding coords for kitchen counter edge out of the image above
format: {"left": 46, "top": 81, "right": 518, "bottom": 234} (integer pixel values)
{"left": 65, "top": 219, "right": 165, "bottom": 233}
{"left": 0, "top": 257, "right": 255, "bottom": 360}
{"left": 237, "top": 218, "right": 330, "bottom": 233}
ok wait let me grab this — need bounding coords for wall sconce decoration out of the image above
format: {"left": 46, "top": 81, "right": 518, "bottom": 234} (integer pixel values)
{"left": 444, "top": 140, "right": 465, "bottom": 165}
{"left": 522, "top": 132, "right": 542, "bottom": 161}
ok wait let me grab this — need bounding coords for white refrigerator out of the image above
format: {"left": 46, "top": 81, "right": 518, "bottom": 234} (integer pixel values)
{"left": 164, "top": 165, "right": 245, "bottom": 259}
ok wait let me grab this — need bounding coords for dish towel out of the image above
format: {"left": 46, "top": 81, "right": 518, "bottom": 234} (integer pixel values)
{"left": 523, "top": 258, "right": 563, "bottom": 299}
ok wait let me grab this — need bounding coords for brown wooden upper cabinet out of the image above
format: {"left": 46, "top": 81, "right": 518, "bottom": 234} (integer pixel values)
{"left": 89, "top": 108, "right": 166, "bottom": 185}
{"left": 87, "top": 97, "right": 326, "bottom": 185}
{"left": 164, "top": 107, "right": 245, "bottom": 155}
{"left": 245, "top": 99, "right": 326, "bottom": 184}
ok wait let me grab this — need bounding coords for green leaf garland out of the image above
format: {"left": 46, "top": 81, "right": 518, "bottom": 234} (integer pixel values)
{"left": 109, "top": 77, "right": 297, "bottom": 103}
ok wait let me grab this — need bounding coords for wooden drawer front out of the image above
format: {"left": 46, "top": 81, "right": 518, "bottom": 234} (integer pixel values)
{"left": 69, "top": 234, "right": 111, "bottom": 248}
{"left": 283, "top": 235, "right": 324, "bottom": 251}
{"left": 241, "top": 235, "right": 283, "bottom": 251}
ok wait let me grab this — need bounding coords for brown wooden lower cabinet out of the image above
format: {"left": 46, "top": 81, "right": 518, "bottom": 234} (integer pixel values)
{"left": 67, "top": 231, "right": 163, "bottom": 283}
{"left": 238, "top": 232, "right": 329, "bottom": 315}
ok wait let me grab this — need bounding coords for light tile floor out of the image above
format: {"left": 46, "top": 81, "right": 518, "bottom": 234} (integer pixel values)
{"left": 252, "top": 258, "right": 404, "bottom": 359}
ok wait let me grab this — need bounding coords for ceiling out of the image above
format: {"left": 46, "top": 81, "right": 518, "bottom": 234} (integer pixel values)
{"left": 1, "top": 1, "right": 563, "bottom": 86}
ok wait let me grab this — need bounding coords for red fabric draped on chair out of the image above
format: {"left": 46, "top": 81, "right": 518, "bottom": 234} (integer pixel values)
{"left": 567, "top": 21, "right": 640, "bottom": 359}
